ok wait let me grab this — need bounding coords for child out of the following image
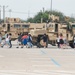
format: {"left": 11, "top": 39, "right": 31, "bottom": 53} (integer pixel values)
{"left": 0, "top": 32, "right": 2, "bottom": 47}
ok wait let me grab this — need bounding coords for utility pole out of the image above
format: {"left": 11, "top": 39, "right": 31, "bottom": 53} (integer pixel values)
{"left": 49, "top": 0, "right": 53, "bottom": 20}
{"left": 9, "top": 9, "right": 12, "bottom": 18}
{"left": 3, "top": 6, "right": 5, "bottom": 23}
{"left": 43, "top": 7, "right": 45, "bottom": 13}
{"left": 28, "top": 10, "right": 30, "bottom": 19}
{"left": 3, "top": 5, "right": 8, "bottom": 23}
{"left": 51, "top": 0, "right": 52, "bottom": 13}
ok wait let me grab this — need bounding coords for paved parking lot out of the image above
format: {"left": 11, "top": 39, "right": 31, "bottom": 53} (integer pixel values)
{"left": 0, "top": 45, "right": 75, "bottom": 75}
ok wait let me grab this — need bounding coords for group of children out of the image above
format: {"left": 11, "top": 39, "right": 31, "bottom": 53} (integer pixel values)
{"left": 0, "top": 32, "right": 68, "bottom": 49}
{"left": 0, "top": 32, "right": 48, "bottom": 48}
{"left": 0, "top": 31, "right": 33, "bottom": 48}
{"left": 16, "top": 32, "right": 33, "bottom": 48}
{"left": 1, "top": 31, "right": 75, "bottom": 49}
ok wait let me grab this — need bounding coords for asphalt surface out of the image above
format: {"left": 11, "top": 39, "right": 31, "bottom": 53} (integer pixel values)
{"left": 0, "top": 41, "right": 75, "bottom": 75}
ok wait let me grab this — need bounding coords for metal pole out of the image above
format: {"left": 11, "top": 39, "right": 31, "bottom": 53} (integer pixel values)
{"left": 3, "top": 5, "right": 8, "bottom": 23}
{"left": 51, "top": 0, "right": 52, "bottom": 12}
{"left": 9, "top": 9, "right": 12, "bottom": 18}
{"left": 28, "top": 10, "right": 30, "bottom": 19}
{"left": 49, "top": 0, "right": 52, "bottom": 19}
{"left": 3, "top": 5, "right": 5, "bottom": 23}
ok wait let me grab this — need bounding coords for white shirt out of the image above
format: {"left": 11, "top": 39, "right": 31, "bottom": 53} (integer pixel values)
{"left": 6, "top": 38, "right": 9, "bottom": 41}
{"left": 74, "top": 37, "right": 75, "bottom": 43}
{"left": 56, "top": 37, "right": 60, "bottom": 42}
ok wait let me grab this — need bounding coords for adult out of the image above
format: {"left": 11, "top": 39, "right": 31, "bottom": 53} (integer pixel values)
{"left": 42, "top": 34, "right": 48, "bottom": 48}
{"left": 56, "top": 34, "right": 60, "bottom": 48}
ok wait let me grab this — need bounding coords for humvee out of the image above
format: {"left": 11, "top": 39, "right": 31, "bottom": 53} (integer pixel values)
{"left": 0, "top": 17, "right": 30, "bottom": 39}
{"left": 1, "top": 23, "right": 30, "bottom": 39}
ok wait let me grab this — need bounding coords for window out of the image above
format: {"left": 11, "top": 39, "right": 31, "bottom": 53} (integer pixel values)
{"left": 49, "top": 24, "right": 51, "bottom": 27}
{"left": 72, "top": 25, "right": 75, "bottom": 28}
{"left": 14, "top": 18, "right": 16, "bottom": 22}
{"left": 3, "top": 24, "right": 6, "bottom": 27}
{"left": 22, "top": 25, "right": 29, "bottom": 28}
{"left": 49, "top": 24, "right": 53, "bottom": 27}
{"left": 14, "top": 24, "right": 21, "bottom": 28}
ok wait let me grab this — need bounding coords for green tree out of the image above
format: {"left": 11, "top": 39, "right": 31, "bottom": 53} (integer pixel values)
{"left": 26, "top": 10, "right": 75, "bottom": 23}
{"left": 27, "top": 18, "right": 34, "bottom": 23}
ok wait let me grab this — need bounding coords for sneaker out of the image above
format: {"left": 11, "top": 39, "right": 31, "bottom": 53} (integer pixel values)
{"left": 9, "top": 46, "right": 12, "bottom": 48}
{"left": 21, "top": 47, "right": 23, "bottom": 48}
{"left": 16, "top": 47, "right": 19, "bottom": 48}
{"left": 1, "top": 46, "right": 3, "bottom": 48}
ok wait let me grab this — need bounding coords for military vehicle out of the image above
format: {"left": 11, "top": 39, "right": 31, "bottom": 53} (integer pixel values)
{"left": 28, "top": 15, "right": 75, "bottom": 47}
{"left": 0, "top": 17, "right": 75, "bottom": 47}
{"left": 0, "top": 17, "right": 30, "bottom": 39}
{"left": 1, "top": 23, "right": 30, "bottom": 39}
{"left": 29, "top": 23, "right": 47, "bottom": 45}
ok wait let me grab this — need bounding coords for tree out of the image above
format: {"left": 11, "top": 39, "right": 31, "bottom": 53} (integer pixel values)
{"left": 26, "top": 10, "right": 75, "bottom": 23}
{"left": 27, "top": 18, "right": 34, "bottom": 23}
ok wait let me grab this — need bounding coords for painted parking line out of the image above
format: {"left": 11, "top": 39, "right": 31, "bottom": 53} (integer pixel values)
{"left": 50, "top": 58, "right": 61, "bottom": 67}
{"left": 33, "top": 70, "right": 73, "bottom": 75}
{"left": 0, "top": 70, "right": 73, "bottom": 75}
{"left": 40, "top": 50, "right": 61, "bottom": 67}
{"left": 40, "top": 50, "right": 47, "bottom": 54}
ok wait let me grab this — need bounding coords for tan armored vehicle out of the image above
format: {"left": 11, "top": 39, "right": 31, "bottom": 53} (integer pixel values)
{"left": 0, "top": 17, "right": 75, "bottom": 47}
{"left": 46, "top": 22, "right": 67, "bottom": 42}
{"left": 29, "top": 23, "right": 47, "bottom": 36}
{"left": 28, "top": 15, "right": 75, "bottom": 47}
{"left": 0, "top": 17, "right": 30, "bottom": 39}
{"left": 29, "top": 23, "right": 47, "bottom": 43}
{"left": 1, "top": 23, "right": 30, "bottom": 39}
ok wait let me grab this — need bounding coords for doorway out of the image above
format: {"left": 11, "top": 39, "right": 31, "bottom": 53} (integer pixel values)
{"left": 7, "top": 24, "right": 10, "bottom": 31}
{"left": 55, "top": 24, "right": 58, "bottom": 32}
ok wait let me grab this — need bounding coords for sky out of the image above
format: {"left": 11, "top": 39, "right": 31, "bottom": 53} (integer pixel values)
{"left": 0, "top": 0, "right": 75, "bottom": 20}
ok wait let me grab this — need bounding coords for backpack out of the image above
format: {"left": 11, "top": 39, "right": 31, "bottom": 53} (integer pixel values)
{"left": 27, "top": 36, "right": 32, "bottom": 42}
